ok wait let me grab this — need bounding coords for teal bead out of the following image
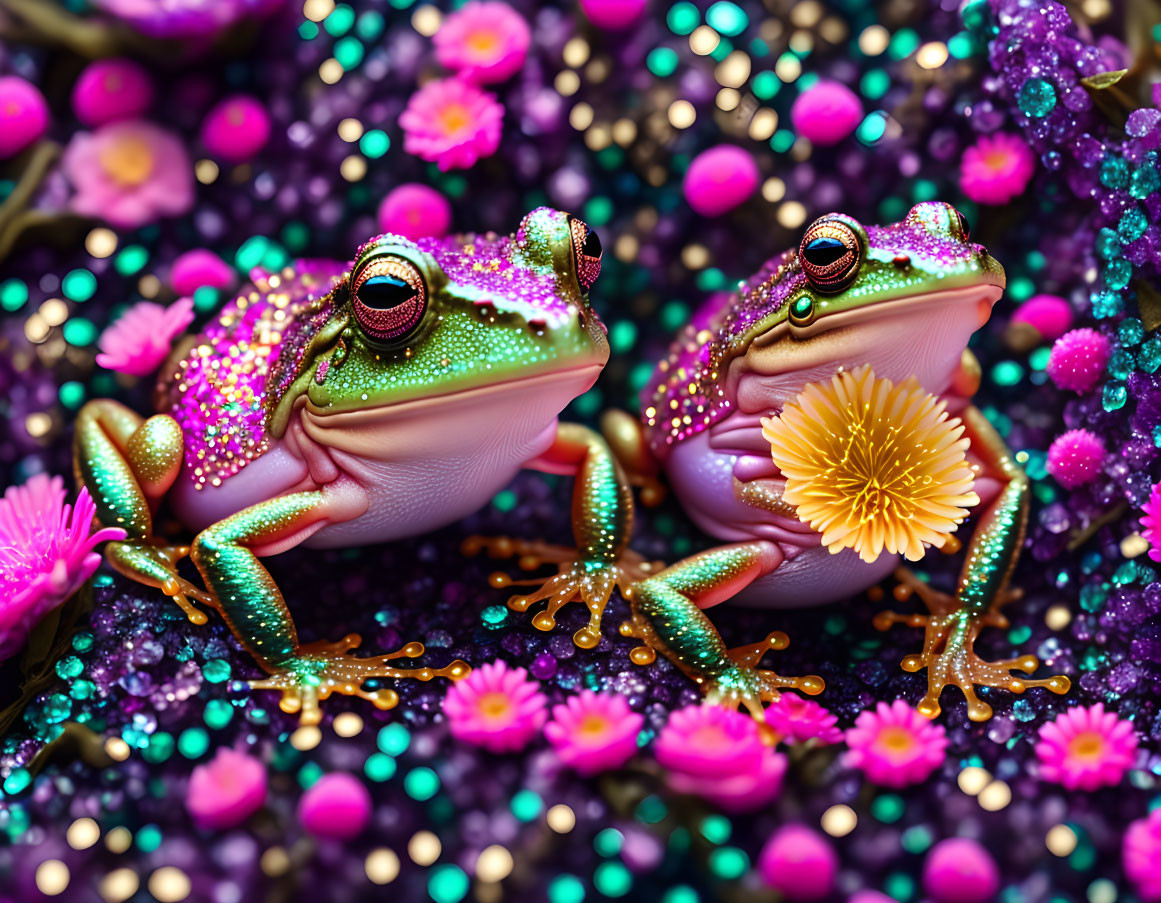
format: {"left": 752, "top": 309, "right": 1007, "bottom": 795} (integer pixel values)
{"left": 1018, "top": 77, "right": 1056, "bottom": 117}
{"left": 1107, "top": 348, "right": 1134, "bottom": 380}
{"left": 1102, "top": 382, "right": 1127, "bottom": 411}
{"left": 1118, "top": 208, "right": 1147, "bottom": 242}
{"left": 1090, "top": 290, "right": 1122, "bottom": 318}
{"left": 1140, "top": 336, "right": 1161, "bottom": 373}
{"left": 1095, "top": 228, "right": 1121, "bottom": 260}
{"left": 1118, "top": 317, "right": 1145, "bottom": 346}
{"left": 1104, "top": 258, "right": 1131, "bottom": 290}
{"left": 1100, "top": 156, "right": 1129, "bottom": 190}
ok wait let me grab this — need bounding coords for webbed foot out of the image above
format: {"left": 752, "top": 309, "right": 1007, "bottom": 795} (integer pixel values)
{"left": 874, "top": 567, "right": 1070, "bottom": 721}
{"left": 250, "top": 634, "right": 470, "bottom": 726}
{"left": 463, "top": 534, "right": 661, "bottom": 648}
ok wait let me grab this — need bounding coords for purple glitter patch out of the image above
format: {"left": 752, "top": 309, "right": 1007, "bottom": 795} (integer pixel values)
{"left": 160, "top": 262, "right": 345, "bottom": 489}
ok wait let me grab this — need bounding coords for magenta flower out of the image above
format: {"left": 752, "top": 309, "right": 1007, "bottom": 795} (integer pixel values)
{"left": 433, "top": 2, "right": 530, "bottom": 84}
{"left": 1046, "top": 328, "right": 1110, "bottom": 393}
{"left": 186, "top": 747, "right": 267, "bottom": 830}
{"left": 1125, "top": 808, "right": 1161, "bottom": 901}
{"left": 845, "top": 700, "right": 948, "bottom": 788}
{"left": 655, "top": 705, "right": 786, "bottom": 813}
{"left": 544, "top": 690, "right": 643, "bottom": 776}
{"left": 960, "top": 132, "right": 1036, "bottom": 205}
{"left": 62, "top": 120, "right": 194, "bottom": 229}
{"left": 399, "top": 78, "right": 503, "bottom": 171}
{"left": 1035, "top": 703, "right": 1138, "bottom": 790}
{"left": 90, "top": 0, "right": 280, "bottom": 40}
{"left": 443, "top": 659, "right": 547, "bottom": 752}
{"left": 765, "top": 692, "right": 843, "bottom": 746}
{"left": 96, "top": 298, "right": 195, "bottom": 377}
{"left": 0, "top": 475, "right": 125, "bottom": 661}
{"left": 1046, "top": 428, "right": 1105, "bottom": 489}
{"left": 297, "top": 773, "right": 372, "bottom": 839}
{"left": 1142, "top": 480, "right": 1161, "bottom": 564}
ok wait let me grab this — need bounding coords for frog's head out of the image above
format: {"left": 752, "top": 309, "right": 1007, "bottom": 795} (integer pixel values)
{"left": 304, "top": 207, "right": 608, "bottom": 419}
{"left": 745, "top": 201, "right": 1005, "bottom": 391}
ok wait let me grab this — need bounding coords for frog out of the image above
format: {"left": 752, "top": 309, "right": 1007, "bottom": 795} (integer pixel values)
{"left": 496, "top": 201, "right": 1070, "bottom": 722}
{"left": 73, "top": 207, "right": 649, "bottom": 725}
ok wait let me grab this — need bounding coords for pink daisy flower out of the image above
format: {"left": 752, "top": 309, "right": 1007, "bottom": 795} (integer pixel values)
{"left": 0, "top": 475, "right": 125, "bottom": 661}
{"left": 434, "top": 2, "right": 530, "bottom": 85}
{"left": 765, "top": 692, "right": 843, "bottom": 746}
{"left": 442, "top": 659, "right": 547, "bottom": 753}
{"left": 62, "top": 119, "right": 194, "bottom": 229}
{"left": 96, "top": 297, "right": 195, "bottom": 377}
{"left": 1035, "top": 703, "right": 1137, "bottom": 790}
{"left": 1142, "top": 480, "right": 1161, "bottom": 564}
{"left": 399, "top": 78, "right": 503, "bottom": 172}
{"left": 1124, "top": 808, "right": 1161, "bottom": 901}
{"left": 544, "top": 690, "right": 643, "bottom": 776}
{"left": 655, "top": 705, "right": 786, "bottom": 813}
{"left": 186, "top": 747, "right": 267, "bottom": 830}
{"left": 844, "top": 700, "right": 948, "bottom": 788}
{"left": 960, "top": 132, "right": 1036, "bottom": 205}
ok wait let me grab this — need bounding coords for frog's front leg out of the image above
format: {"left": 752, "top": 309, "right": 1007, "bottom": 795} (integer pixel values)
{"left": 873, "top": 405, "right": 1070, "bottom": 720}
{"left": 189, "top": 485, "right": 468, "bottom": 725}
{"left": 74, "top": 399, "right": 214, "bottom": 624}
{"left": 620, "top": 541, "right": 824, "bottom": 719}
{"left": 466, "top": 422, "right": 659, "bottom": 648}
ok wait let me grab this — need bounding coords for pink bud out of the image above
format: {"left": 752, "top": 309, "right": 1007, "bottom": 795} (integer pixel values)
{"left": 72, "top": 59, "right": 154, "bottom": 127}
{"left": 0, "top": 76, "right": 49, "bottom": 159}
{"left": 790, "top": 81, "right": 863, "bottom": 147}
{"left": 758, "top": 825, "right": 837, "bottom": 901}
{"left": 683, "top": 145, "right": 760, "bottom": 217}
{"left": 171, "top": 249, "right": 234, "bottom": 296}
{"left": 922, "top": 838, "right": 1000, "bottom": 903}
{"left": 298, "top": 773, "right": 372, "bottom": 839}
{"left": 377, "top": 184, "right": 453, "bottom": 241}
{"left": 186, "top": 748, "right": 267, "bottom": 830}
{"left": 201, "top": 95, "right": 272, "bottom": 163}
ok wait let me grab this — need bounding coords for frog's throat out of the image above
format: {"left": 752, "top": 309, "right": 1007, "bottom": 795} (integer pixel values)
{"left": 752, "top": 281, "right": 1005, "bottom": 349}
{"left": 300, "top": 361, "right": 605, "bottom": 424}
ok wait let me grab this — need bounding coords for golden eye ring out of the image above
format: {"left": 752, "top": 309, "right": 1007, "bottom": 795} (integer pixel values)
{"left": 350, "top": 255, "right": 427, "bottom": 344}
{"left": 798, "top": 218, "right": 861, "bottom": 294}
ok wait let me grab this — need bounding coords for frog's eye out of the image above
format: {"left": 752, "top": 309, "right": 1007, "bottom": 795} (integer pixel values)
{"left": 350, "top": 255, "right": 427, "bottom": 344}
{"left": 798, "top": 218, "right": 861, "bottom": 294}
{"left": 568, "top": 216, "right": 602, "bottom": 292}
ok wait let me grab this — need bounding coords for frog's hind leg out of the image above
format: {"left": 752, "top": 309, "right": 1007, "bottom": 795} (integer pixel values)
{"left": 73, "top": 399, "right": 213, "bottom": 623}
{"left": 622, "top": 541, "right": 824, "bottom": 720}
{"left": 189, "top": 487, "right": 469, "bottom": 725}
{"left": 872, "top": 405, "right": 1070, "bottom": 721}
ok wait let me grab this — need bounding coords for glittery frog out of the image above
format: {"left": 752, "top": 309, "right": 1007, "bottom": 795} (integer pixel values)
{"left": 73, "top": 208, "right": 643, "bottom": 724}
{"left": 595, "top": 202, "right": 1070, "bottom": 721}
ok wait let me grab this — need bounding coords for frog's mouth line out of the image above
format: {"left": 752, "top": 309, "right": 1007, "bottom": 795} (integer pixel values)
{"left": 302, "top": 361, "right": 606, "bottom": 423}
{"left": 753, "top": 280, "right": 1005, "bottom": 347}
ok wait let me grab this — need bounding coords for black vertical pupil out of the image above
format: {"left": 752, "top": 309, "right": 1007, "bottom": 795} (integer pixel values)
{"left": 956, "top": 211, "right": 970, "bottom": 240}
{"left": 581, "top": 228, "right": 602, "bottom": 258}
{"left": 803, "top": 236, "right": 848, "bottom": 267}
{"left": 358, "top": 274, "right": 414, "bottom": 309}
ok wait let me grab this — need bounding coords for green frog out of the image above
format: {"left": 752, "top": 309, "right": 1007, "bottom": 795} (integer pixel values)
{"left": 73, "top": 208, "right": 652, "bottom": 724}
{"left": 491, "top": 202, "right": 1070, "bottom": 722}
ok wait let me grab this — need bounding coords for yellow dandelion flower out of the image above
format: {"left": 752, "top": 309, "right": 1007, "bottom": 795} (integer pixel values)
{"left": 761, "top": 364, "right": 979, "bottom": 563}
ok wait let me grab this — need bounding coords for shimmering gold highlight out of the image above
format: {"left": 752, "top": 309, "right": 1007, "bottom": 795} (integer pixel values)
{"left": 761, "top": 364, "right": 979, "bottom": 563}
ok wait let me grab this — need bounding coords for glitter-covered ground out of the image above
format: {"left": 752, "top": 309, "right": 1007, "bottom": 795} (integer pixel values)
{"left": 2, "top": 1, "right": 1160, "bottom": 901}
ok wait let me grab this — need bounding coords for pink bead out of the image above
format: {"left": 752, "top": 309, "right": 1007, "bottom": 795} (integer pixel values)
{"left": 201, "top": 95, "right": 271, "bottom": 163}
{"left": 171, "top": 249, "right": 234, "bottom": 296}
{"left": 1046, "top": 428, "right": 1105, "bottom": 489}
{"left": 579, "top": 0, "right": 647, "bottom": 29}
{"left": 185, "top": 747, "right": 267, "bottom": 830}
{"left": 377, "top": 184, "right": 453, "bottom": 241}
{"left": 790, "top": 81, "right": 863, "bottom": 147}
{"left": 1046, "top": 327, "right": 1110, "bottom": 393}
{"left": 1011, "top": 294, "right": 1073, "bottom": 341}
{"left": 757, "top": 825, "right": 837, "bottom": 901}
{"left": 683, "top": 145, "right": 760, "bottom": 217}
{"left": 0, "top": 76, "right": 49, "bottom": 159}
{"left": 922, "top": 838, "right": 1000, "bottom": 903}
{"left": 72, "top": 58, "right": 154, "bottom": 127}
{"left": 297, "top": 773, "right": 372, "bottom": 839}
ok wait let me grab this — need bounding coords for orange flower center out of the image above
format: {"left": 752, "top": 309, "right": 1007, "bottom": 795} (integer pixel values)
{"left": 477, "top": 691, "right": 512, "bottom": 721}
{"left": 467, "top": 29, "right": 500, "bottom": 55}
{"left": 983, "top": 148, "right": 1011, "bottom": 171}
{"left": 578, "top": 714, "right": 609, "bottom": 736}
{"left": 436, "top": 102, "right": 471, "bottom": 137}
{"left": 1067, "top": 731, "right": 1105, "bottom": 761}
{"left": 875, "top": 726, "right": 917, "bottom": 756}
{"left": 99, "top": 136, "right": 155, "bottom": 187}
